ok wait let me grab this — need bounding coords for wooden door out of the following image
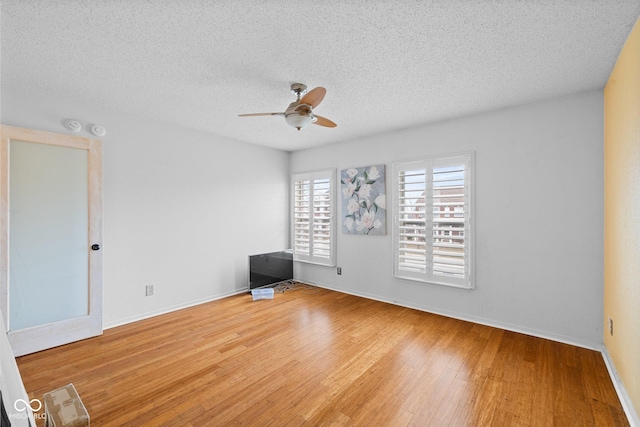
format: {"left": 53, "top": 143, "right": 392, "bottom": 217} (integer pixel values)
{"left": 1, "top": 125, "right": 103, "bottom": 356}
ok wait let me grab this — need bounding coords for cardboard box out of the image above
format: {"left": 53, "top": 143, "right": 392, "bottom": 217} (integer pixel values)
{"left": 43, "top": 384, "right": 89, "bottom": 427}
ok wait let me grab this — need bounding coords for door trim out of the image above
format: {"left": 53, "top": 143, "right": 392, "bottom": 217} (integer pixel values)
{"left": 0, "top": 125, "right": 103, "bottom": 356}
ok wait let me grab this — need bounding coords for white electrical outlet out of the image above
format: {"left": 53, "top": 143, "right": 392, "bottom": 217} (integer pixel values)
{"left": 146, "top": 285, "right": 154, "bottom": 296}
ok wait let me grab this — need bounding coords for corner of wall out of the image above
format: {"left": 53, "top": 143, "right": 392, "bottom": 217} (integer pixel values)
{"left": 604, "top": 16, "right": 640, "bottom": 425}
{"left": 0, "top": 308, "right": 35, "bottom": 426}
{"left": 601, "top": 347, "right": 640, "bottom": 427}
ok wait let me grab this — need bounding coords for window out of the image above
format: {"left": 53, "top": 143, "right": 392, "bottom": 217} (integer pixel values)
{"left": 291, "top": 169, "right": 336, "bottom": 266}
{"left": 393, "top": 152, "right": 474, "bottom": 289}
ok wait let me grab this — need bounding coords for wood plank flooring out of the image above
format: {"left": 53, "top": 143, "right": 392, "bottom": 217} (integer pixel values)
{"left": 17, "top": 285, "right": 628, "bottom": 426}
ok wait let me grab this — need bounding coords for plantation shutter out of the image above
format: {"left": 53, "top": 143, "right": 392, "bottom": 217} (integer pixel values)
{"left": 293, "top": 177, "right": 311, "bottom": 256}
{"left": 311, "top": 176, "right": 332, "bottom": 259}
{"left": 292, "top": 170, "right": 335, "bottom": 266}
{"left": 393, "top": 153, "right": 474, "bottom": 289}
{"left": 432, "top": 163, "right": 466, "bottom": 281}
{"left": 396, "top": 164, "right": 428, "bottom": 281}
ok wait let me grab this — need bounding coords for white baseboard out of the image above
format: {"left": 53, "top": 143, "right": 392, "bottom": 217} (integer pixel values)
{"left": 306, "top": 280, "right": 601, "bottom": 350}
{"left": 601, "top": 347, "right": 640, "bottom": 427}
{"left": 102, "top": 288, "right": 247, "bottom": 330}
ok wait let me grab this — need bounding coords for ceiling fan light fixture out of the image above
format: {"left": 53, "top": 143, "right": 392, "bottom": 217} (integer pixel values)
{"left": 285, "top": 113, "right": 313, "bottom": 131}
{"left": 239, "top": 83, "right": 336, "bottom": 131}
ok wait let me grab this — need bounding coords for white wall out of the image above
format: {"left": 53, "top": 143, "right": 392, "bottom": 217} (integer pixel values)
{"left": 1, "top": 88, "right": 290, "bottom": 328}
{"left": 291, "top": 90, "right": 605, "bottom": 348}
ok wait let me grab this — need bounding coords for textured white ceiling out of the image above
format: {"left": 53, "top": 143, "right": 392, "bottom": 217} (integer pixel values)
{"left": 2, "top": 1, "right": 639, "bottom": 151}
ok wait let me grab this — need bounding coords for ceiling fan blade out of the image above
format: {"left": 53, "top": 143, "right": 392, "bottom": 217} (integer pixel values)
{"left": 313, "top": 115, "right": 337, "bottom": 128}
{"left": 238, "top": 112, "right": 285, "bottom": 117}
{"left": 299, "top": 87, "right": 326, "bottom": 108}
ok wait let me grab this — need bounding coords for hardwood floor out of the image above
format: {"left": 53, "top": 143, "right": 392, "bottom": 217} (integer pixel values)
{"left": 17, "top": 285, "right": 628, "bottom": 426}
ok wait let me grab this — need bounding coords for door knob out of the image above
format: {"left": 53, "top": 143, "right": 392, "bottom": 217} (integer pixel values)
{"left": 91, "top": 244, "right": 100, "bottom": 251}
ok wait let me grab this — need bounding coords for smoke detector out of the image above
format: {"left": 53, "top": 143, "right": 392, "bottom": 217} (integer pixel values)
{"left": 90, "top": 125, "right": 107, "bottom": 137}
{"left": 64, "top": 119, "right": 82, "bottom": 133}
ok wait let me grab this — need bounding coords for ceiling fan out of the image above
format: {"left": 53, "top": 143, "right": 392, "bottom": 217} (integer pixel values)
{"left": 238, "top": 83, "right": 337, "bottom": 131}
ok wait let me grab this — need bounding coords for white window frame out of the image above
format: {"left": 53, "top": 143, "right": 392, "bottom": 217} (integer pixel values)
{"left": 291, "top": 169, "right": 336, "bottom": 267}
{"left": 392, "top": 152, "right": 475, "bottom": 289}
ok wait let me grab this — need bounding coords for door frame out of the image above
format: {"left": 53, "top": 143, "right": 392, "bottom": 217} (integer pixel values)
{"left": 0, "top": 124, "right": 103, "bottom": 356}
